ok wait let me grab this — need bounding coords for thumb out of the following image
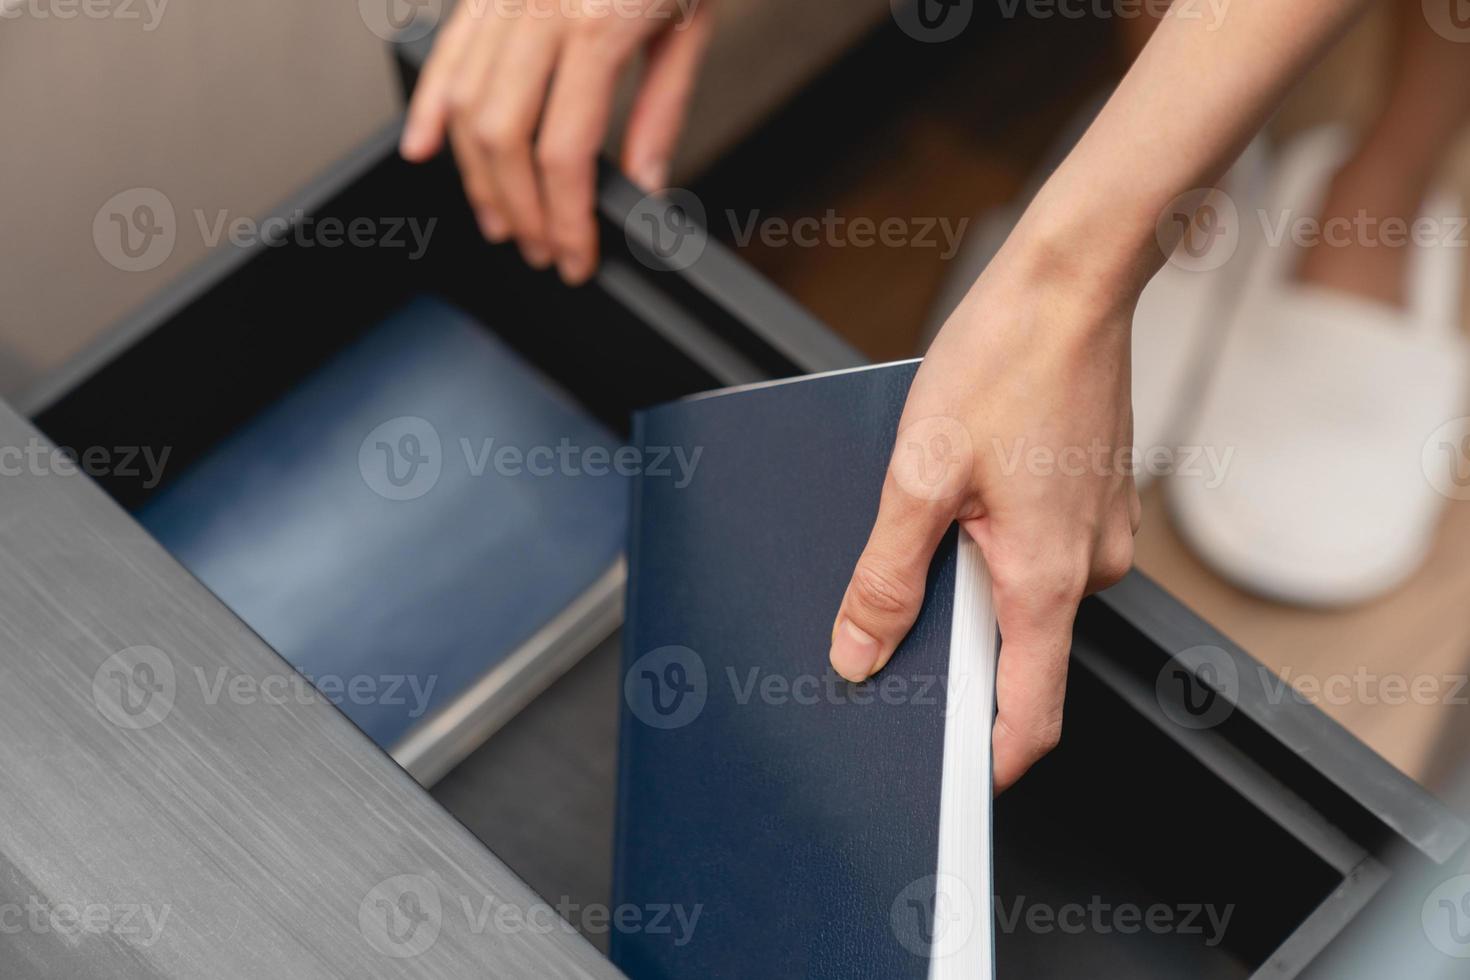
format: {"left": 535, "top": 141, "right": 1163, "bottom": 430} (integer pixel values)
{"left": 830, "top": 482, "right": 956, "bottom": 683}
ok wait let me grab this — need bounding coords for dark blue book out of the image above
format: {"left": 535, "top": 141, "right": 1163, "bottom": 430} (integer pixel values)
{"left": 613, "top": 362, "right": 997, "bottom": 979}
{"left": 137, "top": 294, "right": 627, "bottom": 749}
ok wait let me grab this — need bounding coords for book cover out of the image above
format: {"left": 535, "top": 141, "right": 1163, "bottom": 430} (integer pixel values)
{"left": 613, "top": 360, "right": 996, "bottom": 979}
{"left": 137, "top": 294, "right": 627, "bottom": 747}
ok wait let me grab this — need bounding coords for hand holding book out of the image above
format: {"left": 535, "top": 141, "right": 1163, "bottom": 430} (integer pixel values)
{"left": 827, "top": 237, "right": 1141, "bottom": 793}
{"left": 830, "top": 0, "right": 1365, "bottom": 791}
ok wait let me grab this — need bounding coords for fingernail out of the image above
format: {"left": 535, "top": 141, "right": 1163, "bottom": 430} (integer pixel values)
{"left": 521, "top": 242, "right": 553, "bottom": 269}
{"left": 477, "top": 208, "right": 509, "bottom": 242}
{"left": 400, "top": 122, "right": 437, "bottom": 162}
{"left": 633, "top": 160, "right": 668, "bottom": 193}
{"left": 558, "top": 253, "right": 591, "bottom": 286}
{"left": 829, "top": 619, "right": 880, "bottom": 682}
{"left": 399, "top": 127, "right": 422, "bottom": 160}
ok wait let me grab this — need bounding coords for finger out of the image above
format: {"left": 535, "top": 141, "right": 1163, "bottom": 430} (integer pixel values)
{"left": 830, "top": 484, "right": 956, "bottom": 684}
{"left": 476, "top": 17, "right": 564, "bottom": 270}
{"left": 537, "top": 29, "right": 639, "bottom": 285}
{"left": 982, "top": 549, "right": 1082, "bottom": 793}
{"left": 447, "top": 10, "right": 512, "bottom": 239}
{"left": 620, "top": 9, "right": 713, "bottom": 191}
{"left": 401, "top": 3, "right": 480, "bottom": 161}
{"left": 448, "top": 137, "right": 508, "bottom": 241}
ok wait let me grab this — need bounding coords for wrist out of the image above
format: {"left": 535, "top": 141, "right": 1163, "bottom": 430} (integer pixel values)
{"left": 1000, "top": 170, "right": 1169, "bottom": 319}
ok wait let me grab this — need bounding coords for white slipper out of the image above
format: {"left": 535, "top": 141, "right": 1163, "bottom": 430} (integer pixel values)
{"left": 924, "top": 98, "right": 1266, "bottom": 490}
{"left": 1131, "top": 138, "right": 1267, "bottom": 483}
{"left": 1166, "top": 126, "right": 1470, "bottom": 606}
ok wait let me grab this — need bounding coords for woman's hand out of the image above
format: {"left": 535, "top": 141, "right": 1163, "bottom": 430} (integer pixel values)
{"left": 828, "top": 215, "right": 1145, "bottom": 793}
{"left": 828, "top": 0, "right": 1366, "bottom": 793}
{"left": 400, "top": 0, "right": 713, "bottom": 285}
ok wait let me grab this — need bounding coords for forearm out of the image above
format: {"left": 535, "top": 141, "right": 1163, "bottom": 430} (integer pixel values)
{"left": 1010, "top": 0, "right": 1369, "bottom": 299}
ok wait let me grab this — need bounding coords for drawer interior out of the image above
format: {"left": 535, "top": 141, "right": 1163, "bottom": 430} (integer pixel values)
{"left": 38, "top": 149, "right": 721, "bottom": 507}
{"left": 994, "top": 654, "right": 1340, "bottom": 977}
{"left": 35, "top": 148, "right": 724, "bottom": 756}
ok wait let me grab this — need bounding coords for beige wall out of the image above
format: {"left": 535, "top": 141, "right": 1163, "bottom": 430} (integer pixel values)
{"left": 670, "top": 0, "right": 891, "bottom": 177}
{"left": 0, "top": 0, "right": 888, "bottom": 408}
{"left": 0, "top": 2, "right": 401, "bottom": 405}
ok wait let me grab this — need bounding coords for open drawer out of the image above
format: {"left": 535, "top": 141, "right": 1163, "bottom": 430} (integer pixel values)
{"left": 27, "top": 50, "right": 1468, "bottom": 978}
{"left": 30, "top": 119, "right": 861, "bottom": 787}
{"left": 986, "top": 574, "right": 1470, "bottom": 977}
